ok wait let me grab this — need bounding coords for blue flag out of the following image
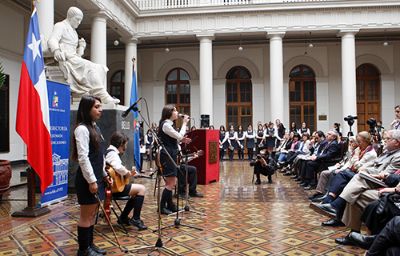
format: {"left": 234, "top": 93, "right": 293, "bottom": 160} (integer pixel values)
{"left": 130, "top": 70, "right": 141, "bottom": 171}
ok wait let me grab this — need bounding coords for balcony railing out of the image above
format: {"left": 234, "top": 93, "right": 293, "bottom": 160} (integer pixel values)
{"left": 132, "top": 0, "right": 332, "bottom": 10}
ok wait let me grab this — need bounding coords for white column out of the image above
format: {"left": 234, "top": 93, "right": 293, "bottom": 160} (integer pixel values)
{"left": 124, "top": 38, "right": 138, "bottom": 106}
{"left": 267, "top": 32, "right": 285, "bottom": 123}
{"left": 339, "top": 30, "right": 359, "bottom": 135}
{"left": 91, "top": 11, "right": 107, "bottom": 67}
{"left": 197, "top": 34, "right": 215, "bottom": 125}
{"left": 36, "top": 0, "right": 54, "bottom": 52}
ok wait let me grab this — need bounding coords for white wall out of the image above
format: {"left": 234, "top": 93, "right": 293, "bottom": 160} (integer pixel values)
{"left": 0, "top": 3, "right": 27, "bottom": 161}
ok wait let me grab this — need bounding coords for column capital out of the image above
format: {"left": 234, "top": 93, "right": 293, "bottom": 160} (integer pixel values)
{"left": 121, "top": 36, "right": 140, "bottom": 45}
{"left": 87, "top": 10, "right": 112, "bottom": 20}
{"left": 337, "top": 29, "right": 359, "bottom": 37}
{"left": 196, "top": 34, "right": 215, "bottom": 41}
{"left": 267, "top": 31, "right": 286, "bottom": 39}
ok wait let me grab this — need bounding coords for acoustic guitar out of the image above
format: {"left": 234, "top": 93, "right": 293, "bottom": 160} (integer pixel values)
{"left": 105, "top": 164, "right": 133, "bottom": 193}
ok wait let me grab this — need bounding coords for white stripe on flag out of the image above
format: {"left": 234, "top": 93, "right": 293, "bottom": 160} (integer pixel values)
{"left": 34, "top": 70, "right": 50, "bottom": 131}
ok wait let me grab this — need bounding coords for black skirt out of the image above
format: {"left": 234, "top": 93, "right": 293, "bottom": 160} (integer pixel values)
{"left": 75, "top": 168, "right": 105, "bottom": 205}
{"left": 160, "top": 152, "right": 178, "bottom": 177}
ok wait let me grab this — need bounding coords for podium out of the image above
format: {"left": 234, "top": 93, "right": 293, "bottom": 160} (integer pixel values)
{"left": 186, "top": 129, "right": 220, "bottom": 185}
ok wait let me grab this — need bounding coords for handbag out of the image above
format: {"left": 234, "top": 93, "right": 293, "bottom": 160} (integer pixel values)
{"left": 376, "top": 192, "right": 400, "bottom": 215}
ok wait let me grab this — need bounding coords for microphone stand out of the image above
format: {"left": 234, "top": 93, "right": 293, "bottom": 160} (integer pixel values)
{"left": 123, "top": 97, "right": 181, "bottom": 255}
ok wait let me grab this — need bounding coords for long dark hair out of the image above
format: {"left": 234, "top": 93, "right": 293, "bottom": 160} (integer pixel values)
{"left": 72, "top": 95, "right": 102, "bottom": 160}
{"left": 158, "top": 104, "right": 175, "bottom": 133}
{"left": 110, "top": 131, "right": 129, "bottom": 149}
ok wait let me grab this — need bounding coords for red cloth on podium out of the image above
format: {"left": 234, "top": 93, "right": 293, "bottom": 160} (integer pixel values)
{"left": 186, "top": 129, "right": 220, "bottom": 185}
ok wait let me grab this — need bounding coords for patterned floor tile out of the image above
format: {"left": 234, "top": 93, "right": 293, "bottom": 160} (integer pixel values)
{"left": 0, "top": 162, "right": 367, "bottom": 255}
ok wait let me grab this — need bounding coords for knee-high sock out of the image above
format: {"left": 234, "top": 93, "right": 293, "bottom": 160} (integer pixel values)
{"left": 133, "top": 195, "right": 144, "bottom": 220}
{"left": 77, "top": 226, "right": 90, "bottom": 251}
{"left": 88, "top": 225, "right": 94, "bottom": 246}
{"left": 120, "top": 197, "right": 135, "bottom": 219}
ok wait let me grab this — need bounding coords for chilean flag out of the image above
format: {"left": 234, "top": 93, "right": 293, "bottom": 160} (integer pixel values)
{"left": 16, "top": 8, "right": 53, "bottom": 193}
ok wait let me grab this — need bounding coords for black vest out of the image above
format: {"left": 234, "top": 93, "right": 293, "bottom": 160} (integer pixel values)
{"left": 159, "top": 121, "right": 179, "bottom": 158}
{"left": 89, "top": 124, "right": 106, "bottom": 182}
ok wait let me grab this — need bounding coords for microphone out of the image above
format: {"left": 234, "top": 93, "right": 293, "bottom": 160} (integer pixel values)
{"left": 121, "top": 97, "right": 142, "bottom": 118}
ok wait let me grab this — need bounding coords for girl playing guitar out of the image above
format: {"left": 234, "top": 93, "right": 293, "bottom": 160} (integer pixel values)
{"left": 105, "top": 131, "right": 147, "bottom": 230}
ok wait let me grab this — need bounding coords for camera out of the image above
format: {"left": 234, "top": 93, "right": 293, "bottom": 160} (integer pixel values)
{"left": 344, "top": 115, "right": 357, "bottom": 126}
{"left": 367, "top": 118, "right": 377, "bottom": 135}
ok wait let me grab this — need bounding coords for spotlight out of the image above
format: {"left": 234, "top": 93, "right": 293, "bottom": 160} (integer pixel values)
{"left": 113, "top": 40, "right": 119, "bottom": 46}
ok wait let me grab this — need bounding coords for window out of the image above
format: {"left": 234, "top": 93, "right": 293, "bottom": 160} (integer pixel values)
{"left": 0, "top": 74, "right": 10, "bottom": 153}
{"left": 165, "top": 68, "right": 191, "bottom": 116}
{"left": 109, "top": 70, "right": 125, "bottom": 105}
{"left": 356, "top": 64, "right": 381, "bottom": 132}
{"left": 225, "top": 66, "right": 252, "bottom": 128}
{"left": 289, "top": 65, "right": 316, "bottom": 132}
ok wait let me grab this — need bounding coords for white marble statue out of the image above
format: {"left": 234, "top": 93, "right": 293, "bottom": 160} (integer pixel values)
{"left": 48, "top": 7, "right": 119, "bottom": 104}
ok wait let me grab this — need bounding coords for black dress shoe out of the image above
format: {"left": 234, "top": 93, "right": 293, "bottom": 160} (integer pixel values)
{"left": 90, "top": 244, "right": 106, "bottom": 255}
{"left": 349, "top": 232, "right": 376, "bottom": 249}
{"left": 189, "top": 192, "right": 204, "bottom": 198}
{"left": 310, "top": 202, "right": 337, "bottom": 218}
{"left": 308, "top": 192, "right": 323, "bottom": 200}
{"left": 300, "top": 182, "right": 308, "bottom": 187}
{"left": 117, "top": 216, "right": 130, "bottom": 225}
{"left": 160, "top": 208, "right": 173, "bottom": 215}
{"left": 255, "top": 180, "right": 261, "bottom": 185}
{"left": 321, "top": 218, "right": 345, "bottom": 227}
{"left": 335, "top": 234, "right": 356, "bottom": 246}
{"left": 77, "top": 247, "right": 104, "bottom": 256}
{"left": 130, "top": 218, "right": 148, "bottom": 231}
{"left": 311, "top": 194, "right": 327, "bottom": 203}
{"left": 304, "top": 185, "right": 316, "bottom": 190}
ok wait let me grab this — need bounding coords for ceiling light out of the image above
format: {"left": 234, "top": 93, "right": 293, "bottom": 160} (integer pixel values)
{"left": 113, "top": 40, "right": 119, "bottom": 46}
{"left": 383, "top": 41, "right": 389, "bottom": 46}
{"left": 308, "top": 43, "right": 314, "bottom": 48}
{"left": 238, "top": 46, "right": 243, "bottom": 51}
{"left": 165, "top": 47, "right": 170, "bottom": 53}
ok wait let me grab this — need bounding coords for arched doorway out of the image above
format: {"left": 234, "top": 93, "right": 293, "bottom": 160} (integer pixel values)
{"left": 289, "top": 65, "right": 316, "bottom": 132}
{"left": 225, "top": 66, "right": 252, "bottom": 128}
{"left": 356, "top": 63, "right": 381, "bottom": 132}
{"left": 165, "top": 67, "right": 191, "bottom": 117}
{"left": 109, "top": 70, "right": 125, "bottom": 105}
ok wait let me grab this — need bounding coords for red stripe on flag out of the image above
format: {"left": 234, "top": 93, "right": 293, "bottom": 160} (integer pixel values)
{"left": 16, "top": 62, "right": 53, "bottom": 193}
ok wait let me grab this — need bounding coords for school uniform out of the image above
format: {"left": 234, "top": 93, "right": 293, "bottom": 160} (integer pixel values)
{"left": 245, "top": 130, "right": 255, "bottom": 160}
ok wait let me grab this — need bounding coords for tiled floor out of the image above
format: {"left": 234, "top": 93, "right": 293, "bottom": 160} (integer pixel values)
{"left": 0, "top": 161, "right": 366, "bottom": 255}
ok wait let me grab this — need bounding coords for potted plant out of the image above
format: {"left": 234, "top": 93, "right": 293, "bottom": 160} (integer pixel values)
{"left": 0, "top": 61, "right": 11, "bottom": 199}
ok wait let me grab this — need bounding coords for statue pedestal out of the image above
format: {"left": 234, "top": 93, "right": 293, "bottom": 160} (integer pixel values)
{"left": 68, "top": 104, "right": 135, "bottom": 193}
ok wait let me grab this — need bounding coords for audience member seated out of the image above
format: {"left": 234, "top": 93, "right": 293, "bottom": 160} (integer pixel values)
{"left": 311, "top": 130, "right": 400, "bottom": 246}
{"left": 309, "top": 136, "right": 359, "bottom": 202}
{"left": 313, "top": 132, "right": 377, "bottom": 205}
{"left": 301, "top": 130, "right": 341, "bottom": 190}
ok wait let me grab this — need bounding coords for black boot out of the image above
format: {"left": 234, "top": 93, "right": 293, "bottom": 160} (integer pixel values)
{"left": 88, "top": 226, "right": 106, "bottom": 255}
{"left": 268, "top": 175, "right": 272, "bottom": 184}
{"left": 131, "top": 195, "right": 147, "bottom": 230}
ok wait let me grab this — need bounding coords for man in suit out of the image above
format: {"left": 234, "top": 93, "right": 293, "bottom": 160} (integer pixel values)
{"left": 302, "top": 130, "right": 341, "bottom": 190}
{"left": 312, "top": 130, "right": 400, "bottom": 246}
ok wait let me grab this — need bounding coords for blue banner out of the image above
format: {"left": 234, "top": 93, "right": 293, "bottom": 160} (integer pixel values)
{"left": 40, "top": 80, "right": 70, "bottom": 206}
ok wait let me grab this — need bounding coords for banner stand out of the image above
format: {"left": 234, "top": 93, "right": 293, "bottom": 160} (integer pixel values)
{"left": 12, "top": 167, "right": 50, "bottom": 217}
